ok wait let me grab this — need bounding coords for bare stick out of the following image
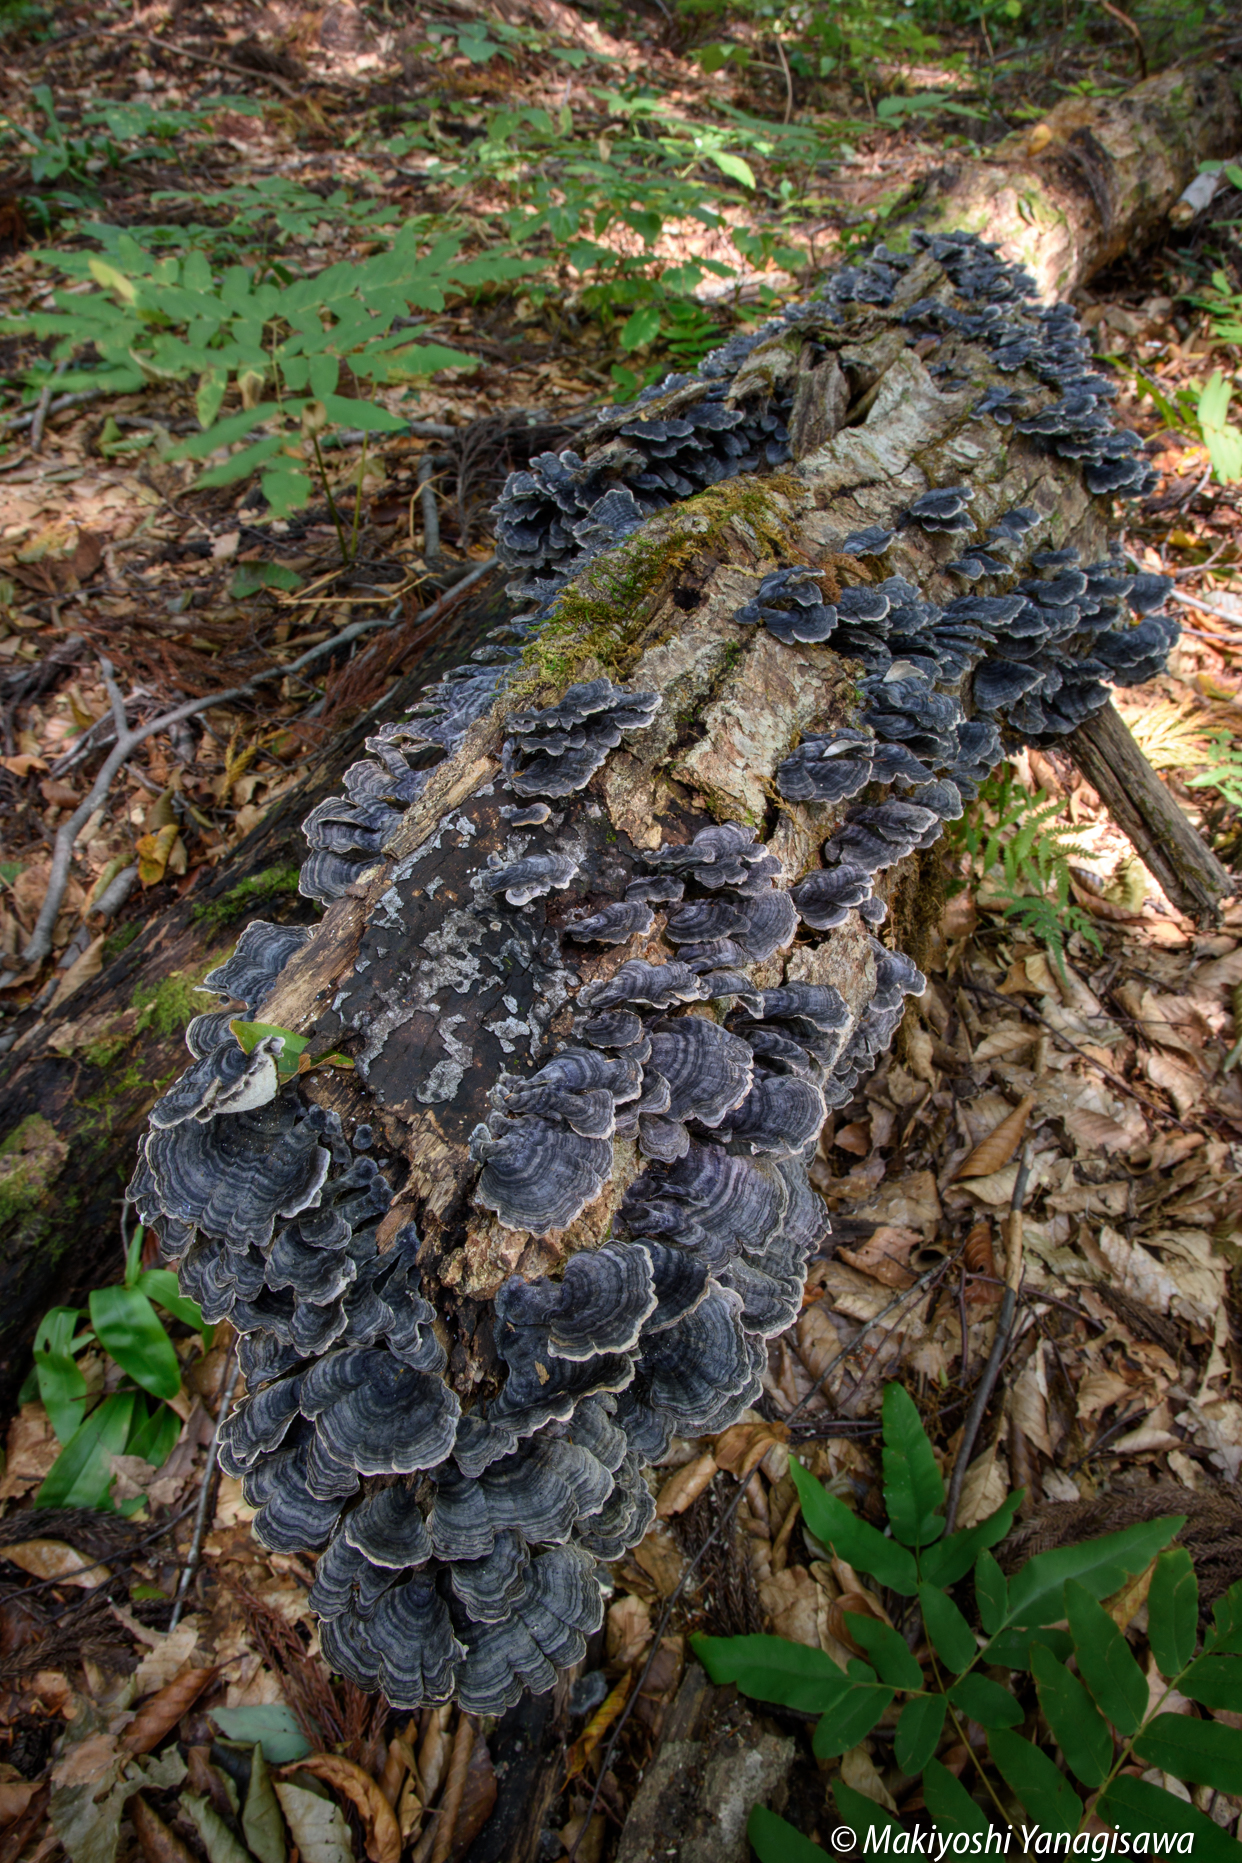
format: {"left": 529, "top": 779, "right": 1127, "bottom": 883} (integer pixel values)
{"left": 29, "top": 359, "right": 69, "bottom": 454}
{"left": 418, "top": 456, "right": 443, "bottom": 570}
{"left": 169, "top": 1346, "right": 240, "bottom": 1631}
{"left": 943, "top": 1142, "right": 1034, "bottom": 1534}
{"left": 14, "top": 559, "right": 496, "bottom": 970}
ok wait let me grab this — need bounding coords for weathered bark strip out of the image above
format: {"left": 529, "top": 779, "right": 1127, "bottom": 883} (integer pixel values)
{"left": 1069, "top": 699, "right": 1234, "bottom": 918}
{"left": 907, "top": 63, "right": 1242, "bottom": 300}
{"left": 0, "top": 579, "right": 506, "bottom": 1405}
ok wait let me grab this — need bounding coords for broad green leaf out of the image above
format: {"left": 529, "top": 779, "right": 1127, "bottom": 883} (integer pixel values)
{"left": 947, "top": 1674, "right": 1023, "bottom": 1729}
{"left": 747, "top": 1806, "right": 829, "bottom": 1863}
{"left": 273, "top": 1781, "right": 352, "bottom": 1863}
{"left": 37, "top": 1390, "right": 136, "bottom": 1509}
{"left": 89, "top": 1285, "right": 181, "bottom": 1400}
{"left": 88, "top": 257, "right": 139, "bottom": 303}
{"left": 1099, "top": 1773, "right": 1242, "bottom": 1863}
{"left": 1005, "top": 1516, "right": 1184, "bottom": 1627}
{"left": 920, "top": 1583, "right": 977, "bottom": 1674}
{"left": 33, "top": 1306, "right": 88, "bottom": 1444}
{"left": 195, "top": 368, "right": 228, "bottom": 429}
{"left": 1148, "top": 1547, "right": 1198, "bottom": 1677}
{"left": 183, "top": 1794, "right": 253, "bottom": 1863}
{"left": 229, "top": 562, "right": 303, "bottom": 598}
{"left": 319, "top": 392, "right": 408, "bottom": 432}
{"left": 211, "top": 1704, "right": 311, "bottom": 1765}
{"left": 984, "top": 1625, "right": 1074, "bottom": 1670}
{"left": 842, "top": 1612, "right": 923, "bottom": 1689}
{"left": 812, "top": 1672, "right": 895, "bottom": 1759}
{"left": 197, "top": 436, "right": 286, "bottom": 486}
{"left": 127, "top": 1397, "right": 180, "bottom": 1468}
{"left": 881, "top": 1382, "right": 944, "bottom": 1548}
{"left": 922, "top": 1758, "right": 990, "bottom": 1838}
{"left": 620, "top": 303, "right": 661, "bottom": 351}
{"left": 1030, "top": 1643, "right": 1112, "bottom": 1787}
{"left": 988, "top": 1729, "right": 1083, "bottom": 1837}
{"left": 1065, "top": 1580, "right": 1147, "bottom": 1737}
{"left": 790, "top": 1459, "right": 918, "bottom": 1595}
{"left": 920, "top": 1492, "right": 1022, "bottom": 1588}
{"left": 974, "top": 1550, "right": 1008, "bottom": 1635}
{"left": 1183, "top": 1655, "right": 1242, "bottom": 1714}
{"left": 711, "top": 150, "right": 756, "bottom": 188}
{"left": 259, "top": 466, "right": 313, "bottom": 516}
{"left": 135, "top": 1268, "right": 209, "bottom": 1336}
{"left": 243, "top": 1745, "right": 287, "bottom": 1863}
{"left": 833, "top": 1778, "right": 897, "bottom": 1846}
{"left": 895, "top": 1693, "right": 946, "bottom": 1774}
{"left": 1209, "top": 1580, "right": 1242, "bottom": 1655}
{"left": 173, "top": 403, "right": 281, "bottom": 458}
{"left": 692, "top": 1633, "right": 848, "bottom": 1713}
{"left": 1135, "top": 1714, "right": 1242, "bottom": 1793}
{"left": 230, "top": 1020, "right": 309, "bottom": 1057}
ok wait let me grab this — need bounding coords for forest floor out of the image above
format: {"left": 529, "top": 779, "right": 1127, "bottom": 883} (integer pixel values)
{"left": 0, "top": 3, "right": 1241, "bottom": 1862}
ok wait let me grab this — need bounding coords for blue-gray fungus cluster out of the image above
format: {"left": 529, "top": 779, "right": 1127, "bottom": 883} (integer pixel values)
{"left": 130, "top": 230, "right": 1178, "bottom": 1714}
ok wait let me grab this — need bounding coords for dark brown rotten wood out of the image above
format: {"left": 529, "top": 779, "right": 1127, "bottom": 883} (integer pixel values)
{"left": 1068, "top": 698, "right": 1236, "bottom": 921}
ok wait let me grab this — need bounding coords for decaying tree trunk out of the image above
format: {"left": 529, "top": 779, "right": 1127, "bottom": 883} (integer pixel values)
{"left": 0, "top": 583, "right": 506, "bottom": 1405}
{"left": 911, "top": 62, "right": 1242, "bottom": 300}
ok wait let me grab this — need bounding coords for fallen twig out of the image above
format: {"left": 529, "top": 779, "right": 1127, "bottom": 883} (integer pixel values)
{"left": 944, "top": 1141, "right": 1034, "bottom": 1533}
{"left": 169, "top": 1347, "right": 240, "bottom": 1632}
{"left": 11, "top": 559, "right": 496, "bottom": 974}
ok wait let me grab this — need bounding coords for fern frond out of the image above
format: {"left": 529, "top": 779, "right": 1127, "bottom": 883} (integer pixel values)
{"left": 1117, "top": 699, "right": 1211, "bottom": 772}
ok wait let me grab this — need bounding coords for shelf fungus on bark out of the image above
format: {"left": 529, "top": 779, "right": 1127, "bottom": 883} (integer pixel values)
{"left": 131, "top": 225, "right": 1183, "bottom": 1719}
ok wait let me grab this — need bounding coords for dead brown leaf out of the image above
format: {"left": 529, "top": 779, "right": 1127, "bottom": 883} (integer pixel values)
{"left": 129, "top": 1793, "right": 197, "bottom": 1863}
{"left": 0, "top": 1540, "right": 111, "bottom": 1589}
{"left": 605, "top": 1594, "right": 652, "bottom": 1670}
{"left": 954, "top": 1094, "right": 1036, "bottom": 1180}
{"left": 288, "top": 1753, "right": 401, "bottom": 1863}
{"left": 655, "top": 1451, "right": 716, "bottom": 1518}
{"left": 122, "top": 1666, "right": 218, "bottom": 1755}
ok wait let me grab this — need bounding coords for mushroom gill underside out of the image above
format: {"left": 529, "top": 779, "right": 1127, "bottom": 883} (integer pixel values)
{"left": 129, "top": 230, "right": 1176, "bottom": 1714}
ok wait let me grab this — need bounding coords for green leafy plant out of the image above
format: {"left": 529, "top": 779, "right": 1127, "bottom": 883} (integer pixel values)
{"left": 0, "top": 83, "right": 123, "bottom": 186}
{"left": 1197, "top": 372, "right": 1242, "bottom": 485}
{"left": 945, "top": 766, "right": 1101, "bottom": 972}
{"left": 1187, "top": 732, "right": 1242, "bottom": 811}
{"left": 1134, "top": 366, "right": 1242, "bottom": 485}
{"left": 23, "top": 1230, "right": 209, "bottom": 1513}
{"left": 696, "top": 1383, "right": 1242, "bottom": 1863}
{"left": 2, "top": 228, "right": 524, "bottom": 519}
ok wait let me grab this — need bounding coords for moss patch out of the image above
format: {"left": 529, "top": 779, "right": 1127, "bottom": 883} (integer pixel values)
{"left": 132, "top": 968, "right": 207, "bottom": 1038}
{"left": 0, "top": 1115, "right": 69, "bottom": 1230}
{"left": 512, "top": 473, "right": 802, "bottom": 699}
{"left": 102, "top": 920, "right": 141, "bottom": 963}
{"left": 191, "top": 864, "right": 302, "bottom": 930}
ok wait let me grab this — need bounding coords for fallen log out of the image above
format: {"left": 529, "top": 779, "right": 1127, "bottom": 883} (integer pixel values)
{"left": 911, "top": 61, "right": 1241, "bottom": 299}
{"left": 128, "top": 214, "right": 1207, "bottom": 1735}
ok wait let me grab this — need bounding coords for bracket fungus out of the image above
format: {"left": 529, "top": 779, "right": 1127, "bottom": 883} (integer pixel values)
{"left": 131, "top": 225, "right": 1180, "bottom": 1720}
